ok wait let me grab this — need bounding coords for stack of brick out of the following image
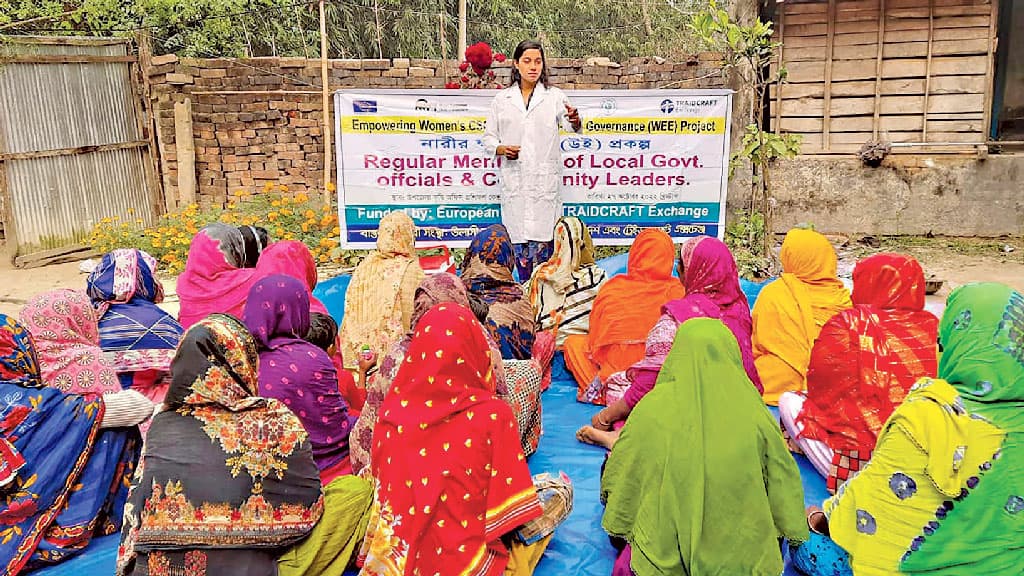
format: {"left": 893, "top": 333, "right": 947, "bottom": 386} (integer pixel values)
{"left": 146, "top": 54, "right": 726, "bottom": 209}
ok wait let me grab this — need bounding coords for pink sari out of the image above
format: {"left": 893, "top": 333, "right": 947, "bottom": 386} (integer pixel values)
{"left": 605, "top": 236, "right": 761, "bottom": 407}
{"left": 20, "top": 289, "right": 122, "bottom": 396}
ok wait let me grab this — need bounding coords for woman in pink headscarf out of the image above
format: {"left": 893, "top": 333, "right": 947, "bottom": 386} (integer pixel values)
{"left": 576, "top": 236, "right": 761, "bottom": 450}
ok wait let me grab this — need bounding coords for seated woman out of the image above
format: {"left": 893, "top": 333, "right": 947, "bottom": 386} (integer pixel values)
{"left": 577, "top": 236, "right": 761, "bottom": 449}
{"left": 529, "top": 216, "right": 607, "bottom": 346}
{"left": 349, "top": 274, "right": 509, "bottom": 475}
{"left": 602, "top": 318, "right": 808, "bottom": 576}
{"left": 338, "top": 211, "right": 425, "bottom": 371}
{"left": 754, "top": 228, "right": 852, "bottom": 405}
{"left": 0, "top": 314, "right": 150, "bottom": 574}
{"left": 117, "top": 314, "right": 372, "bottom": 576}
{"left": 243, "top": 275, "right": 356, "bottom": 483}
{"left": 176, "top": 223, "right": 269, "bottom": 329}
{"left": 779, "top": 254, "right": 939, "bottom": 492}
{"left": 565, "top": 228, "right": 684, "bottom": 404}
{"left": 87, "top": 248, "right": 182, "bottom": 395}
{"left": 796, "top": 283, "right": 1024, "bottom": 576}
{"left": 461, "top": 223, "right": 537, "bottom": 360}
{"left": 358, "top": 303, "right": 547, "bottom": 576}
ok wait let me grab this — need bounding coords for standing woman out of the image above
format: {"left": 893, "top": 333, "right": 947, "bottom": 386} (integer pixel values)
{"left": 483, "top": 40, "right": 582, "bottom": 281}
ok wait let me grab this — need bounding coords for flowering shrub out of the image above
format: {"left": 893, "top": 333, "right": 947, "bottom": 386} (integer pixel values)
{"left": 446, "top": 41, "right": 505, "bottom": 89}
{"left": 89, "top": 184, "right": 363, "bottom": 274}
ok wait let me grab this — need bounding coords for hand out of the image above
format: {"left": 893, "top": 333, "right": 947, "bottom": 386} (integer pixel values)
{"left": 591, "top": 410, "right": 612, "bottom": 431}
{"left": 497, "top": 145, "right": 520, "bottom": 160}
{"left": 357, "top": 351, "right": 377, "bottom": 374}
{"left": 565, "top": 103, "right": 581, "bottom": 130}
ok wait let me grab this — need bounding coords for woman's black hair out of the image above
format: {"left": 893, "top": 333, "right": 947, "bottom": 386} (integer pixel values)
{"left": 510, "top": 40, "right": 549, "bottom": 87}
{"left": 467, "top": 294, "right": 491, "bottom": 324}
{"left": 305, "top": 312, "right": 339, "bottom": 352}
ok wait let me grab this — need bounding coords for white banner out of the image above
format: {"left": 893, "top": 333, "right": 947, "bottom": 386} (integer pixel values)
{"left": 334, "top": 89, "right": 732, "bottom": 247}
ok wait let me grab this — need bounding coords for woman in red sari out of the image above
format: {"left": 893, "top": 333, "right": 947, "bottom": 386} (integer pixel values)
{"left": 358, "top": 303, "right": 544, "bottom": 576}
{"left": 778, "top": 253, "right": 939, "bottom": 493}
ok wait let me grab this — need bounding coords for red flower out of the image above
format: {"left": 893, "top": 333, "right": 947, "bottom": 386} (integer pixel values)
{"left": 465, "top": 41, "right": 493, "bottom": 76}
{"left": 444, "top": 82, "right": 460, "bottom": 89}
{"left": 495, "top": 83, "right": 504, "bottom": 89}
{"left": 458, "top": 61, "right": 469, "bottom": 72}
{"left": 494, "top": 53, "right": 507, "bottom": 63}
{"left": 0, "top": 499, "right": 38, "bottom": 525}
{"left": 460, "top": 75, "right": 469, "bottom": 83}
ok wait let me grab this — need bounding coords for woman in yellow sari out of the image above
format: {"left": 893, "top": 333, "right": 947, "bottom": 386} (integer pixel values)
{"left": 753, "top": 229, "right": 851, "bottom": 405}
{"left": 796, "top": 282, "right": 1024, "bottom": 575}
{"left": 338, "top": 211, "right": 425, "bottom": 372}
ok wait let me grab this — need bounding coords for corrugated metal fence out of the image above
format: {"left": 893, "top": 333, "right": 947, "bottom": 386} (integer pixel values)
{"left": 0, "top": 36, "right": 160, "bottom": 267}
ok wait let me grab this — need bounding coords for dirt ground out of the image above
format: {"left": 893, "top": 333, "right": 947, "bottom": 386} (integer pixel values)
{"left": 1, "top": 236, "right": 1022, "bottom": 320}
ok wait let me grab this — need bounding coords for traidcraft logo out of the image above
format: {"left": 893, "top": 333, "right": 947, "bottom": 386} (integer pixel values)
{"left": 352, "top": 100, "right": 378, "bottom": 113}
{"left": 411, "top": 99, "right": 470, "bottom": 113}
{"left": 659, "top": 99, "right": 675, "bottom": 114}
{"left": 660, "top": 98, "right": 721, "bottom": 115}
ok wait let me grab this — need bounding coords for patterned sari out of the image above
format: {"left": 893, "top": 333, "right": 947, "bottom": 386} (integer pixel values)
{"left": 243, "top": 275, "right": 354, "bottom": 483}
{"left": 338, "top": 212, "right": 426, "bottom": 370}
{"left": 350, "top": 274, "right": 509, "bottom": 475}
{"left": 787, "top": 254, "right": 939, "bottom": 492}
{"left": 87, "top": 249, "right": 182, "bottom": 393}
{"left": 528, "top": 217, "right": 607, "bottom": 345}
{"left": 0, "top": 314, "right": 138, "bottom": 574}
{"left": 358, "top": 304, "right": 542, "bottom": 576}
{"left": 461, "top": 224, "right": 537, "bottom": 360}
{"left": 117, "top": 314, "right": 323, "bottom": 576}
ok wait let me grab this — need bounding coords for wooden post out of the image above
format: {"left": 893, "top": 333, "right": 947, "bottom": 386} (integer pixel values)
{"left": 173, "top": 98, "right": 197, "bottom": 209}
{"left": 922, "top": 0, "right": 935, "bottom": 142}
{"left": 981, "top": 0, "right": 999, "bottom": 142}
{"left": 458, "top": 0, "right": 467, "bottom": 60}
{"left": 133, "top": 30, "right": 164, "bottom": 221}
{"left": 872, "top": 0, "right": 886, "bottom": 139}
{"left": 0, "top": 117, "right": 17, "bottom": 262}
{"left": 773, "top": 6, "right": 785, "bottom": 135}
{"left": 440, "top": 13, "right": 448, "bottom": 82}
{"left": 823, "top": 0, "right": 837, "bottom": 151}
{"left": 319, "top": 0, "right": 332, "bottom": 207}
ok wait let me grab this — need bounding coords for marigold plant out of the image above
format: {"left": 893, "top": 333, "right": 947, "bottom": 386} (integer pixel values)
{"left": 89, "top": 184, "right": 363, "bottom": 274}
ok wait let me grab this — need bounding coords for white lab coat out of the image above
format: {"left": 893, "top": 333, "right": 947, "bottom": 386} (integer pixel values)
{"left": 483, "top": 83, "right": 580, "bottom": 244}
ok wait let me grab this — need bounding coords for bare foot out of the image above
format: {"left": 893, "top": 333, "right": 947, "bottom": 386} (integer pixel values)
{"left": 576, "top": 425, "right": 620, "bottom": 450}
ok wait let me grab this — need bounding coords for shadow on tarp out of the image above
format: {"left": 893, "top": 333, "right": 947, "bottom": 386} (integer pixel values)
{"left": 26, "top": 257, "right": 806, "bottom": 576}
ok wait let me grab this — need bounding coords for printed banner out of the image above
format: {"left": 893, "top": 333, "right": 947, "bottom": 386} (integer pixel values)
{"left": 334, "top": 89, "right": 732, "bottom": 247}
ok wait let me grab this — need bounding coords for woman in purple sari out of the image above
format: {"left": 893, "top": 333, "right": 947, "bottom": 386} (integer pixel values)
{"left": 577, "top": 236, "right": 762, "bottom": 449}
{"left": 242, "top": 274, "right": 356, "bottom": 483}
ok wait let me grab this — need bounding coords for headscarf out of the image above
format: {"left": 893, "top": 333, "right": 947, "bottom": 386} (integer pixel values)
{"left": 338, "top": 211, "right": 425, "bottom": 370}
{"left": 86, "top": 249, "right": 182, "bottom": 394}
{"left": 897, "top": 282, "right": 1024, "bottom": 573}
{"left": 529, "top": 216, "right": 607, "bottom": 342}
{"left": 587, "top": 228, "right": 685, "bottom": 378}
{"left": 622, "top": 236, "right": 761, "bottom": 403}
{"left": 238, "top": 225, "right": 269, "bottom": 267}
{"left": 753, "top": 228, "right": 852, "bottom": 404}
{"left": 359, "top": 304, "right": 541, "bottom": 576}
{"left": 461, "top": 224, "right": 536, "bottom": 359}
{"left": 176, "top": 223, "right": 262, "bottom": 329}
{"left": 798, "top": 254, "right": 938, "bottom": 454}
{"left": 20, "top": 289, "right": 122, "bottom": 395}
{"left": 117, "top": 314, "right": 322, "bottom": 576}
{"left": 255, "top": 240, "right": 329, "bottom": 315}
{"left": 349, "top": 273, "right": 506, "bottom": 475}
{"left": 0, "top": 315, "right": 109, "bottom": 575}
{"left": 602, "top": 318, "right": 807, "bottom": 576}
{"left": 242, "top": 275, "right": 353, "bottom": 478}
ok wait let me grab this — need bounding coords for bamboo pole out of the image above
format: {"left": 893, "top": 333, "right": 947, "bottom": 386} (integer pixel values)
{"left": 319, "top": 0, "right": 332, "bottom": 208}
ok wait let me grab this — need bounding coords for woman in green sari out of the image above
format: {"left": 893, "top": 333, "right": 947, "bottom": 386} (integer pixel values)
{"left": 601, "top": 318, "right": 808, "bottom": 576}
{"left": 799, "top": 282, "right": 1024, "bottom": 575}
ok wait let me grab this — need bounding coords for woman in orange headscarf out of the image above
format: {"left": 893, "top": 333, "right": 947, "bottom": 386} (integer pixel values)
{"left": 753, "top": 228, "right": 852, "bottom": 405}
{"left": 778, "top": 253, "right": 939, "bottom": 493}
{"left": 564, "top": 228, "right": 684, "bottom": 405}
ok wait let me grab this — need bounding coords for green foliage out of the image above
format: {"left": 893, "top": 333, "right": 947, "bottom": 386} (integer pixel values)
{"left": 1, "top": 0, "right": 713, "bottom": 59}
{"left": 724, "top": 210, "right": 772, "bottom": 279}
{"left": 729, "top": 123, "right": 802, "bottom": 178}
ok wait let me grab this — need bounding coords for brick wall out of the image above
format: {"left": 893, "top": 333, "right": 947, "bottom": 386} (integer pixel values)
{"left": 146, "top": 54, "right": 728, "bottom": 209}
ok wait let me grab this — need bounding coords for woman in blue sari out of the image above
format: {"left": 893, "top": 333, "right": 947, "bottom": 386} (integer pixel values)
{"left": 87, "top": 249, "right": 183, "bottom": 395}
{"left": 0, "top": 314, "right": 148, "bottom": 574}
